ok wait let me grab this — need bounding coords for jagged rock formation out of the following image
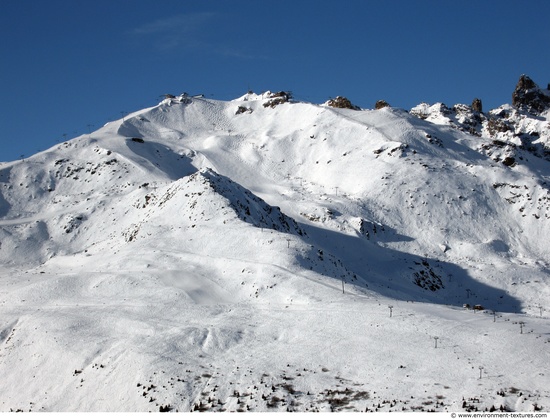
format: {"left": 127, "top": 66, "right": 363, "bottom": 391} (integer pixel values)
{"left": 409, "top": 75, "right": 550, "bottom": 162}
{"left": 472, "top": 98, "right": 483, "bottom": 113}
{"left": 326, "top": 96, "right": 360, "bottom": 110}
{"left": 263, "top": 91, "right": 292, "bottom": 108}
{"left": 0, "top": 75, "right": 549, "bottom": 413}
{"left": 375, "top": 100, "right": 390, "bottom": 110}
{"left": 512, "top": 74, "right": 550, "bottom": 114}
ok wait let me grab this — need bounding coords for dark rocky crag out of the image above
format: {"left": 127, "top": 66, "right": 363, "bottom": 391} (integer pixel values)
{"left": 511, "top": 74, "right": 550, "bottom": 114}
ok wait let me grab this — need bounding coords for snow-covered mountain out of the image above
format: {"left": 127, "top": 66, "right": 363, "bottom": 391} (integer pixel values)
{"left": 0, "top": 76, "right": 549, "bottom": 412}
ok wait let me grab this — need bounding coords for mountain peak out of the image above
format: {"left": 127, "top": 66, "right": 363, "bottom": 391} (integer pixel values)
{"left": 1, "top": 76, "right": 549, "bottom": 412}
{"left": 196, "top": 168, "right": 305, "bottom": 236}
{"left": 512, "top": 74, "right": 550, "bottom": 114}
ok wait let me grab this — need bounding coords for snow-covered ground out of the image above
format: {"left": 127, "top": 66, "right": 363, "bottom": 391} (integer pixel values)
{"left": 0, "top": 89, "right": 549, "bottom": 412}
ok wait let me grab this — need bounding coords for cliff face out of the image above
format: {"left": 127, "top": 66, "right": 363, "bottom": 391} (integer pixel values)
{"left": 410, "top": 75, "right": 550, "bottom": 163}
{"left": 512, "top": 74, "right": 550, "bottom": 114}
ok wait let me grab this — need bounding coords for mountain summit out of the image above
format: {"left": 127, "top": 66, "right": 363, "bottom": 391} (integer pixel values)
{"left": 0, "top": 76, "right": 549, "bottom": 412}
{"left": 512, "top": 74, "right": 550, "bottom": 114}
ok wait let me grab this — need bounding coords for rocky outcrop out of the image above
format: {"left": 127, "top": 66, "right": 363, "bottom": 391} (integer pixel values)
{"left": 512, "top": 75, "right": 550, "bottom": 114}
{"left": 326, "top": 96, "right": 360, "bottom": 110}
{"left": 375, "top": 100, "right": 390, "bottom": 110}
{"left": 263, "top": 91, "right": 292, "bottom": 108}
{"left": 408, "top": 76, "right": 550, "bottom": 163}
{"left": 472, "top": 98, "right": 483, "bottom": 113}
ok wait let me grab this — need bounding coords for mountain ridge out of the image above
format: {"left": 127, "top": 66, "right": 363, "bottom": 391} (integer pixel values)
{"left": 1, "top": 75, "right": 549, "bottom": 304}
{"left": 0, "top": 75, "right": 548, "bottom": 412}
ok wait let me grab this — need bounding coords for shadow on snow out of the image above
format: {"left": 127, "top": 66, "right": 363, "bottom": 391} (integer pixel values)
{"left": 299, "top": 221, "right": 522, "bottom": 314}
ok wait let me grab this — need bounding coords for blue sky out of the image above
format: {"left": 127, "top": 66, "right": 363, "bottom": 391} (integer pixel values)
{"left": 1, "top": 0, "right": 549, "bottom": 162}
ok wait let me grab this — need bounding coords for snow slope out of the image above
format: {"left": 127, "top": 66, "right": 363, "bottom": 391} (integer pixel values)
{"left": 0, "top": 85, "right": 549, "bottom": 412}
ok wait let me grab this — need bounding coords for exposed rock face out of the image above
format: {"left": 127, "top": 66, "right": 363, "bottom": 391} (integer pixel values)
{"left": 486, "top": 118, "right": 511, "bottom": 136}
{"left": 263, "top": 91, "right": 292, "bottom": 108}
{"left": 327, "top": 96, "right": 360, "bottom": 110}
{"left": 472, "top": 98, "right": 483, "bottom": 113}
{"left": 409, "top": 76, "right": 550, "bottom": 163}
{"left": 375, "top": 100, "right": 390, "bottom": 110}
{"left": 410, "top": 103, "right": 450, "bottom": 120}
{"left": 512, "top": 75, "right": 550, "bottom": 114}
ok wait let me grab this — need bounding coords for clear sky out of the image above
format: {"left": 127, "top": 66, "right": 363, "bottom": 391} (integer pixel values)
{"left": 1, "top": 0, "right": 549, "bottom": 162}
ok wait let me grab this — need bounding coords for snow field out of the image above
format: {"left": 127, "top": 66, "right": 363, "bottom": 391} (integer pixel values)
{"left": 0, "top": 92, "right": 548, "bottom": 411}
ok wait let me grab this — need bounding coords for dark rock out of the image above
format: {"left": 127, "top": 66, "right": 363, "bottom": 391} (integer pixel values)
{"left": 159, "top": 404, "right": 172, "bottom": 412}
{"left": 487, "top": 118, "right": 511, "bottom": 136}
{"left": 235, "top": 106, "right": 252, "bottom": 115}
{"left": 327, "top": 96, "right": 360, "bottom": 110}
{"left": 263, "top": 91, "right": 292, "bottom": 108}
{"left": 375, "top": 100, "right": 390, "bottom": 110}
{"left": 472, "top": 98, "right": 483, "bottom": 113}
{"left": 512, "top": 75, "right": 550, "bottom": 114}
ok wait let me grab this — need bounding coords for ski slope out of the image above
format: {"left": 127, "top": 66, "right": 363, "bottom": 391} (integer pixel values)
{"left": 0, "top": 89, "right": 549, "bottom": 412}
